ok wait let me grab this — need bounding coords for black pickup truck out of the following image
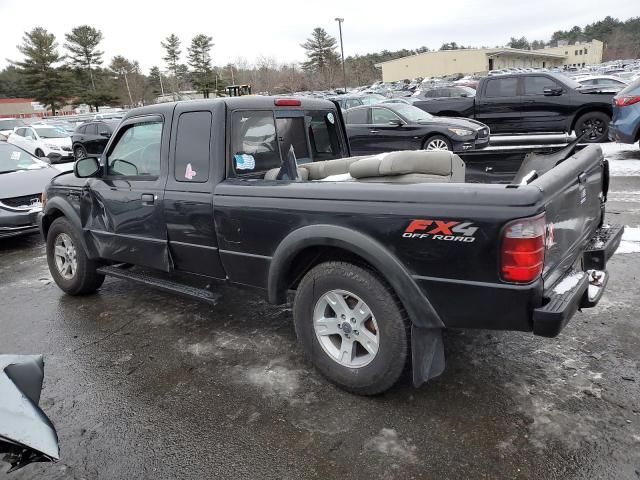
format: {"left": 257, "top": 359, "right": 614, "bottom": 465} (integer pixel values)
{"left": 413, "top": 72, "right": 615, "bottom": 142}
{"left": 39, "top": 96, "right": 623, "bottom": 395}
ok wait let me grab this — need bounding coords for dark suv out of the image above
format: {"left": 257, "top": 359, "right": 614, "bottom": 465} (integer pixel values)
{"left": 71, "top": 120, "right": 120, "bottom": 159}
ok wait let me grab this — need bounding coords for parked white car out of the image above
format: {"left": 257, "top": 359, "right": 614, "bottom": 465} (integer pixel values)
{"left": 0, "top": 118, "right": 27, "bottom": 138}
{"left": 575, "top": 75, "right": 628, "bottom": 88}
{"left": 7, "top": 125, "right": 73, "bottom": 163}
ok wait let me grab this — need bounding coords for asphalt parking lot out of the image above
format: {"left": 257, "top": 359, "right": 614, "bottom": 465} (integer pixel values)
{"left": 2, "top": 142, "right": 640, "bottom": 480}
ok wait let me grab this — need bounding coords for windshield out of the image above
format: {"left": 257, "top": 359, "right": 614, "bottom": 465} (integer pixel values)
{"left": 34, "top": 127, "right": 68, "bottom": 139}
{"left": 0, "top": 119, "right": 26, "bottom": 130}
{"left": 0, "top": 144, "right": 46, "bottom": 173}
{"left": 391, "top": 104, "right": 434, "bottom": 122}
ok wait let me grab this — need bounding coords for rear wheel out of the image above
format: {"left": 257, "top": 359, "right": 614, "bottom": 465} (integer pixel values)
{"left": 74, "top": 145, "right": 87, "bottom": 160}
{"left": 575, "top": 111, "right": 610, "bottom": 143}
{"left": 423, "top": 135, "right": 452, "bottom": 151}
{"left": 46, "top": 217, "right": 104, "bottom": 295}
{"left": 293, "top": 261, "right": 409, "bottom": 395}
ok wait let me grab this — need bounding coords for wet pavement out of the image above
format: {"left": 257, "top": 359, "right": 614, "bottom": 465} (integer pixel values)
{"left": 2, "top": 144, "right": 640, "bottom": 479}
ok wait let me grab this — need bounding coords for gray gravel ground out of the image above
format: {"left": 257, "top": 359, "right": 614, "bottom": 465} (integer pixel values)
{"left": 1, "top": 143, "right": 639, "bottom": 479}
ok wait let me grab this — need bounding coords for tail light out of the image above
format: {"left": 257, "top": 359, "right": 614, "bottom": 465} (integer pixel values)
{"left": 614, "top": 95, "right": 640, "bottom": 107}
{"left": 500, "top": 214, "right": 546, "bottom": 283}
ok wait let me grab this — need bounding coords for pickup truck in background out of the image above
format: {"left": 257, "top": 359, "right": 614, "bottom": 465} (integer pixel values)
{"left": 38, "top": 96, "right": 622, "bottom": 395}
{"left": 413, "top": 72, "right": 615, "bottom": 143}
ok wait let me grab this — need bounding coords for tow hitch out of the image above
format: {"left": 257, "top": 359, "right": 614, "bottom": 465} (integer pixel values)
{"left": 582, "top": 269, "right": 608, "bottom": 308}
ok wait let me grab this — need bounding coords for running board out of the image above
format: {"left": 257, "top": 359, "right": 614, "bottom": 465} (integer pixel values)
{"left": 96, "top": 265, "right": 220, "bottom": 305}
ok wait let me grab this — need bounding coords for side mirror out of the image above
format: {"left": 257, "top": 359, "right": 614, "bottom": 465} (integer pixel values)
{"left": 543, "top": 87, "right": 563, "bottom": 96}
{"left": 388, "top": 119, "right": 404, "bottom": 127}
{"left": 74, "top": 156, "right": 100, "bottom": 178}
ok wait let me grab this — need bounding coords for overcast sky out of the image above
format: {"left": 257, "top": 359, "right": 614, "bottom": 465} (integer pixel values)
{"left": 0, "top": 0, "right": 637, "bottom": 73}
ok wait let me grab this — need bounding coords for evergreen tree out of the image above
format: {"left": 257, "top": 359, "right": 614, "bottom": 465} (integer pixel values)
{"left": 161, "top": 34, "right": 182, "bottom": 95}
{"left": 507, "top": 36, "right": 530, "bottom": 50}
{"left": 12, "top": 27, "right": 68, "bottom": 115}
{"left": 149, "top": 66, "right": 164, "bottom": 97}
{"left": 301, "top": 28, "right": 340, "bottom": 87}
{"left": 64, "top": 25, "right": 104, "bottom": 91}
{"left": 188, "top": 34, "right": 214, "bottom": 98}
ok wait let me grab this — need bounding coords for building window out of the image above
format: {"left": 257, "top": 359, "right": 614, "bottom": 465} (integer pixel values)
{"left": 575, "top": 50, "right": 578, "bottom": 55}
{"left": 584, "top": 49, "right": 588, "bottom": 55}
{"left": 565, "top": 51, "right": 568, "bottom": 55}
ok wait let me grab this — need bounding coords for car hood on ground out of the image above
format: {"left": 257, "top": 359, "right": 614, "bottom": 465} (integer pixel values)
{"left": 416, "top": 116, "right": 488, "bottom": 131}
{"left": 0, "top": 166, "right": 58, "bottom": 199}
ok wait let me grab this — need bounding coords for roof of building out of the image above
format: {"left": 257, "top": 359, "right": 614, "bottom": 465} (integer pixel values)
{"left": 0, "top": 98, "right": 34, "bottom": 104}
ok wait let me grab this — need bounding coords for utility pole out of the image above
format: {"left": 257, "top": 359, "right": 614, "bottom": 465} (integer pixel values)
{"left": 159, "top": 72, "right": 165, "bottom": 97}
{"left": 335, "top": 17, "right": 347, "bottom": 93}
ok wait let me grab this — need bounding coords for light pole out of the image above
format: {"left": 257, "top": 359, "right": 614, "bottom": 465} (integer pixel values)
{"left": 335, "top": 17, "right": 347, "bottom": 93}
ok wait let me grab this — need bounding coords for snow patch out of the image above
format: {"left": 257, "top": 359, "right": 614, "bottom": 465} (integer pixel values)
{"left": 615, "top": 227, "right": 640, "bottom": 255}
{"left": 364, "top": 428, "right": 418, "bottom": 464}
{"left": 553, "top": 272, "right": 584, "bottom": 295}
{"left": 243, "top": 365, "right": 300, "bottom": 398}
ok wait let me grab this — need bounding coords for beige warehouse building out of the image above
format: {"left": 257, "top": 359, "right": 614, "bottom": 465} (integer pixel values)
{"left": 376, "top": 39, "right": 604, "bottom": 82}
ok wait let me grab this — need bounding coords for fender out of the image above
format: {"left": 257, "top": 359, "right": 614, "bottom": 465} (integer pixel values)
{"left": 41, "top": 197, "right": 99, "bottom": 260}
{"left": 268, "top": 224, "right": 444, "bottom": 330}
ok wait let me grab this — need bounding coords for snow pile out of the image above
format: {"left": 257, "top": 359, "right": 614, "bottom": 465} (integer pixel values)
{"left": 364, "top": 428, "right": 418, "bottom": 464}
{"left": 553, "top": 272, "right": 585, "bottom": 295}
{"left": 616, "top": 226, "right": 640, "bottom": 254}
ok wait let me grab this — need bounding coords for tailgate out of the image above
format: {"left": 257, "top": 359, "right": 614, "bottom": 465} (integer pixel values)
{"left": 530, "top": 144, "right": 606, "bottom": 287}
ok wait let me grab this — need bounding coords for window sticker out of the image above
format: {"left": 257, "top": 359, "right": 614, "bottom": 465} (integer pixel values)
{"left": 326, "top": 112, "right": 335, "bottom": 125}
{"left": 185, "top": 163, "right": 197, "bottom": 180}
{"left": 234, "top": 154, "right": 256, "bottom": 170}
{"left": 10, "top": 151, "right": 21, "bottom": 161}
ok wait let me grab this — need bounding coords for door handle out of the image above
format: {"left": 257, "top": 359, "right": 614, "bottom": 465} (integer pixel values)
{"left": 578, "top": 172, "right": 588, "bottom": 184}
{"left": 141, "top": 193, "right": 155, "bottom": 204}
{"left": 369, "top": 129, "right": 379, "bottom": 134}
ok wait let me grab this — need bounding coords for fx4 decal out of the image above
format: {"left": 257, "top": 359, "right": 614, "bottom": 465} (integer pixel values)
{"left": 403, "top": 219, "right": 479, "bottom": 243}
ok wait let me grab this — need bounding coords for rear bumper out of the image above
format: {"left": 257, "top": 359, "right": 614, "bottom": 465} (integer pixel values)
{"left": 533, "top": 224, "right": 623, "bottom": 337}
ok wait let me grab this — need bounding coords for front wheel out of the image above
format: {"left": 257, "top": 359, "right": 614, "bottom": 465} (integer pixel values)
{"left": 293, "top": 261, "right": 409, "bottom": 395}
{"left": 575, "top": 112, "right": 610, "bottom": 143}
{"left": 74, "top": 145, "right": 87, "bottom": 160}
{"left": 423, "top": 135, "right": 452, "bottom": 151}
{"left": 46, "top": 217, "right": 105, "bottom": 295}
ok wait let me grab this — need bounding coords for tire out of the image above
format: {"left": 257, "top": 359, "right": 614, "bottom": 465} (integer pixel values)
{"left": 293, "top": 261, "right": 409, "bottom": 395}
{"left": 423, "top": 135, "right": 452, "bottom": 151}
{"left": 74, "top": 145, "right": 87, "bottom": 160}
{"left": 574, "top": 111, "right": 610, "bottom": 143}
{"left": 46, "top": 217, "right": 105, "bottom": 295}
{"left": 35, "top": 149, "right": 45, "bottom": 158}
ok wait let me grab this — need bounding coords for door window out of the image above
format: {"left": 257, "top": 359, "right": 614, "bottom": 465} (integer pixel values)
{"left": 344, "top": 108, "right": 368, "bottom": 124}
{"left": 85, "top": 124, "right": 98, "bottom": 135}
{"left": 484, "top": 78, "right": 518, "bottom": 97}
{"left": 15, "top": 128, "right": 26, "bottom": 137}
{"left": 107, "top": 120, "right": 163, "bottom": 177}
{"left": 371, "top": 108, "right": 402, "bottom": 124}
{"left": 97, "top": 123, "right": 111, "bottom": 135}
{"left": 76, "top": 125, "right": 86, "bottom": 134}
{"left": 174, "top": 111, "right": 211, "bottom": 183}
{"left": 230, "top": 111, "right": 280, "bottom": 175}
{"left": 523, "top": 76, "right": 561, "bottom": 95}
{"left": 344, "top": 98, "right": 363, "bottom": 109}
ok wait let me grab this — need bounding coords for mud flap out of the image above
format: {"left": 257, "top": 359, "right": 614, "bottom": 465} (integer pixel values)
{"left": 411, "top": 326, "right": 446, "bottom": 387}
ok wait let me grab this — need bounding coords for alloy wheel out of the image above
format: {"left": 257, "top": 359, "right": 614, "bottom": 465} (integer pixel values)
{"left": 425, "top": 138, "right": 450, "bottom": 151}
{"left": 313, "top": 289, "right": 380, "bottom": 368}
{"left": 54, "top": 233, "right": 77, "bottom": 280}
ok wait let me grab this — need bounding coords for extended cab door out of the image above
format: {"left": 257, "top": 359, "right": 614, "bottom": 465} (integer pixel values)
{"left": 344, "top": 107, "right": 374, "bottom": 155}
{"left": 475, "top": 77, "right": 523, "bottom": 133}
{"left": 164, "top": 106, "right": 225, "bottom": 279}
{"left": 520, "top": 75, "right": 570, "bottom": 133}
{"left": 84, "top": 115, "right": 171, "bottom": 270}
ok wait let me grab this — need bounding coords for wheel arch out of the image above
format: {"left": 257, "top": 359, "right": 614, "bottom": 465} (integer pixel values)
{"left": 42, "top": 198, "right": 99, "bottom": 259}
{"left": 569, "top": 106, "right": 612, "bottom": 133}
{"left": 267, "top": 224, "right": 443, "bottom": 329}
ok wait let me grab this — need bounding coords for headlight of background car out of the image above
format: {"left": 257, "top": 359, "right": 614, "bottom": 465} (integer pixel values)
{"left": 448, "top": 128, "right": 474, "bottom": 136}
{"left": 45, "top": 143, "right": 61, "bottom": 151}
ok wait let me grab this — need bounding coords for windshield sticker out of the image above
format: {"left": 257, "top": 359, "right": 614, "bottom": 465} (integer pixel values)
{"left": 402, "top": 219, "right": 478, "bottom": 243}
{"left": 185, "top": 163, "right": 197, "bottom": 180}
{"left": 326, "top": 112, "right": 335, "bottom": 124}
{"left": 10, "top": 151, "right": 21, "bottom": 161}
{"left": 234, "top": 154, "right": 255, "bottom": 170}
